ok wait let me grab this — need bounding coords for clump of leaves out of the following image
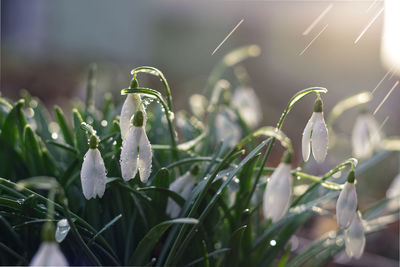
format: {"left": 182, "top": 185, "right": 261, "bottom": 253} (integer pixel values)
{"left": 0, "top": 46, "right": 398, "bottom": 266}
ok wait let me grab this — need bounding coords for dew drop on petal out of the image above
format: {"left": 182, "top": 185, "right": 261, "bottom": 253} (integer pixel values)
{"left": 55, "top": 219, "right": 70, "bottom": 243}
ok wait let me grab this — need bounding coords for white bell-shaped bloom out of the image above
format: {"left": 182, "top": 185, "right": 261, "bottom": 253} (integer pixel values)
{"left": 336, "top": 181, "right": 358, "bottom": 228}
{"left": 166, "top": 171, "right": 196, "bottom": 218}
{"left": 30, "top": 242, "right": 69, "bottom": 266}
{"left": 120, "top": 93, "right": 144, "bottom": 139}
{"left": 263, "top": 162, "right": 292, "bottom": 223}
{"left": 352, "top": 114, "right": 382, "bottom": 159}
{"left": 344, "top": 211, "right": 365, "bottom": 259}
{"left": 120, "top": 111, "right": 152, "bottom": 183}
{"left": 232, "top": 86, "right": 262, "bottom": 128}
{"left": 80, "top": 148, "right": 107, "bottom": 200}
{"left": 302, "top": 112, "right": 329, "bottom": 163}
{"left": 215, "top": 108, "right": 241, "bottom": 147}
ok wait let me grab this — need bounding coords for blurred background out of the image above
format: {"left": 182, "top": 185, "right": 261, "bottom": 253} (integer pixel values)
{"left": 1, "top": 0, "right": 399, "bottom": 266}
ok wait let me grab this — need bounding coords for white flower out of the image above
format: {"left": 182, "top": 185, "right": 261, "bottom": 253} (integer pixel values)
{"left": 30, "top": 242, "right": 69, "bottom": 266}
{"left": 336, "top": 180, "right": 357, "bottom": 228}
{"left": 80, "top": 147, "right": 107, "bottom": 200}
{"left": 215, "top": 108, "right": 241, "bottom": 147}
{"left": 166, "top": 171, "right": 196, "bottom": 218}
{"left": 120, "top": 111, "right": 152, "bottom": 183}
{"left": 302, "top": 111, "right": 329, "bottom": 163}
{"left": 263, "top": 161, "right": 292, "bottom": 223}
{"left": 345, "top": 211, "right": 366, "bottom": 259}
{"left": 120, "top": 93, "right": 144, "bottom": 140}
{"left": 232, "top": 86, "right": 262, "bottom": 128}
{"left": 352, "top": 114, "right": 382, "bottom": 159}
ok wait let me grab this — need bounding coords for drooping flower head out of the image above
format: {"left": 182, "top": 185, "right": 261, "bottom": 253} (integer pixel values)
{"left": 80, "top": 135, "right": 107, "bottom": 200}
{"left": 344, "top": 211, "right": 366, "bottom": 259}
{"left": 336, "top": 170, "right": 358, "bottom": 228}
{"left": 352, "top": 112, "right": 382, "bottom": 159}
{"left": 166, "top": 165, "right": 198, "bottom": 218}
{"left": 263, "top": 150, "right": 293, "bottom": 223}
{"left": 120, "top": 110, "right": 152, "bottom": 183}
{"left": 30, "top": 222, "right": 69, "bottom": 266}
{"left": 232, "top": 86, "right": 262, "bottom": 129}
{"left": 120, "top": 79, "right": 146, "bottom": 140}
{"left": 215, "top": 108, "right": 241, "bottom": 147}
{"left": 302, "top": 98, "right": 329, "bottom": 163}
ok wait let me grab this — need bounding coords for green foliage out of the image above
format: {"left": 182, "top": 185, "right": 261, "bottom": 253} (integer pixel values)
{"left": 0, "top": 46, "right": 398, "bottom": 266}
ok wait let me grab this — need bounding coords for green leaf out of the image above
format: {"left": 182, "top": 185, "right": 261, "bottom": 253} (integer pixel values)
{"left": 0, "top": 97, "right": 12, "bottom": 128}
{"left": 54, "top": 105, "right": 74, "bottom": 146}
{"left": 23, "top": 125, "right": 44, "bottom": 175}
{"left": 72, "top": 109, "right": 88, "bottom": 156}
{"left": 226, "top": 225, "right": 247, "bottom": 267}
{"left": 88, "top": 214, "right": 122, "bottom": 245}
{"left": 130, "top": 218, "right": 198, "bottom": 266}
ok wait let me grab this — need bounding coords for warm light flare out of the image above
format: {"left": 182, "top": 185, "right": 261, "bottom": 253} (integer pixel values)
{"left": 381, "top": 0, "right": 400, "bottom": 74}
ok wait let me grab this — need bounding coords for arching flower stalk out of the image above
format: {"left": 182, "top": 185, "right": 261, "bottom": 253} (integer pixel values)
{"left": 120, "top": 79, "right": 146, "bottom": 140}
{"left": 120, "top": 110, "right": 152, "bottom": 183}
{"left": 352, "top": 112, "right": 382, "bottom": 159}
{"left": 263, "top": 151, "right": 293, "bottom": 223}
{"left": 336, "top": 170, "right": 358, "bottom": 228}
{"left": 30, "top": 222, "right": 69, "bottom": 266}
{"left": 344, "top": 211, "right": 366, "bottom": 259}
{"left": 80, "top": 134, "right": 107, "bottom": 200}
{"left": 302, "top": 98, "right": 329, "bottom": 163}
{"left": 166, "top": 165, "right": 198, "bottom": 218}
{"left": 232, "top": 86, "right": 262, "bottom": 128}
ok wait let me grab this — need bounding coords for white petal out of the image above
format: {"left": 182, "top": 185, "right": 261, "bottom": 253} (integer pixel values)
{"left": 215, "top": 109, "right": 241, "bottom": 147}
{"left": 166, "top": 172, "right": 195, "bottom": 218}
{"left": 263, "top": 163, "right": 292, "bottom": 223}
{"left": 120, "top": 94, "right": 139, "bottom": 140}
{"left": 345, "top": 212, "right": 365, "bottom": 259}
{"left": 80, "top": 149, "right": 107, "bottom": 200}
{"left": 137, "top": 127, "right": 152, "bottom": 183}
{"left": 30, "top": 242, "right": 69, "bottom": 266}
{"left": 336, "top": 182, "right": 357, "bottom": 228}
{"left": 311, "top": 112, "right": 329, "bottom": 163}
{"left": 302, "top": 112, "right": 316, "bottom": 162}
{"left": 352, "top": 115, "right": 373, "bottom": 158}
{"left": 120, "top": 126, "right": 140, "bottom": 181}
{"left": 386, "top": 173, "right": 400, "bottom": 199}
{"left": 232, "top": 87, "right": 262, "bottom": 128}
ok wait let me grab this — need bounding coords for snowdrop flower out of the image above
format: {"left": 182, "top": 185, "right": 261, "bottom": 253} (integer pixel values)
{"left": 120, "top": 92, "right": 143, "bottom": 140}
{"left": 215, "top": 108, "right": 241, "bottom": 147}
{"left": 120, "top": 110, "right": 152, "bottom": 183}
{"left": 344, "top": 211, "right": 365, "bottom": 259}
{"left": 352, "top": 113, "right": 382, "bottom": 159}
{"left": 302, "top": 98, "right": 329, "bottom": 163}
{"left": 232, "top": 86, "right": 262, "bottom": 128}
{"left": 80, "top": 135, "right": 107, "bottom": 200}
{"left": 263, "top": 151, "right": 293, "bottom": 223}
{"left": 30, "top": 222, "right": 69, "bottom": 266}
{"left": 166, "top": 165, "right": 198, "bottom": 218}
{"left": 336, "top": 170, "right": 357, "bottom": 228}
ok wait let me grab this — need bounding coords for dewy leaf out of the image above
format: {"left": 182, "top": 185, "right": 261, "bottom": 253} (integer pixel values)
{"left": 23, "top": 125, "right": 44, "bottom": 175}
{"left": 237, "top": 126, "right": 292, "bottom": 151}
{"left": 54, "top": 105, "right": 74, "bottom": 146}
{"left": 72, "top": 109, "right": 88, "bottom": 156}
{"left": 130, "top": 218, "right": 198, "bottom": 266}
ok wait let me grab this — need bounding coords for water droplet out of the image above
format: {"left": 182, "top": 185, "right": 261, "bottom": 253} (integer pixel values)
{"left": 51, "top": 132, "right": 58, "bottom": 139}
{"left": 55, "top": 219, "right": 70, "bottom": 243}
{"left": 16, "top": 199, "right": 25, "bottom": 205}
{"left": 270, "top": 240, "right": 277, "bottom": 246}
{"left": 30, "top": 100, "right": 38, "bottom": 108}
{"left": 101, "top": 120, "right": 108, "bottom": 127}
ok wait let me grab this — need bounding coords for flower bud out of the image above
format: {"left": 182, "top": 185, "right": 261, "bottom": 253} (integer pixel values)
{"left": 336, "top": 171, "right": 357, "bottom": 228}
{"left": 344, "top": 211, "right": 365, "bottom": 259}
{"left": 263, "top": 153, "right": 293, "bottom": 223}
{"left": 166, "top": 171, "right": 196, "bottom": 218}
{"left": 352, "top": 113, "right": 382, "bottom": 159}
{"left": 231, "top": 86, "right": 262, "bottom": 128}
{"left": 120, "top": 93, "right": 142, "bottom": 140}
